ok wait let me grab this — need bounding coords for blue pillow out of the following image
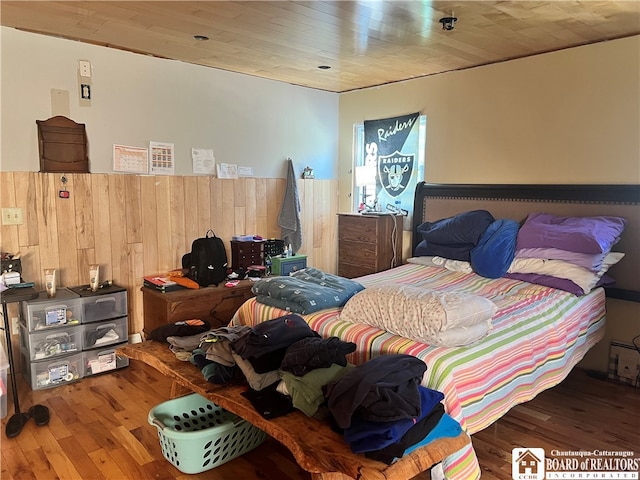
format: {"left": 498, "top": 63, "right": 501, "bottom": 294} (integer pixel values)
{"left": 470, "top": 219, "right": 520, "bottom": 278}
{"left": 415, "top": 210, "right": 495, "bottom": 261}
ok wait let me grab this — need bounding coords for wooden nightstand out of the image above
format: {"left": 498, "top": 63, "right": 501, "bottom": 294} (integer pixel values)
{"left": 141, "top": 280, "right": 254, "bottom": 335}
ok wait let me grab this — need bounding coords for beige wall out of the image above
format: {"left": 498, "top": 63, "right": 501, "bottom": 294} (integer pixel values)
{"left": 337, "top": 35, "right": 640, "bottom": 374}
{"left": 338, "top": 35, "right": 640, "bottom": 213}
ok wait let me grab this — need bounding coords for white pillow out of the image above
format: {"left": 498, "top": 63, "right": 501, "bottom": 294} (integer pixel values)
{"left": 407, "top": 256, "right": 473, "bottom": 273}
{"left": 507, "top": 252, "right": 624, "bottom": 294}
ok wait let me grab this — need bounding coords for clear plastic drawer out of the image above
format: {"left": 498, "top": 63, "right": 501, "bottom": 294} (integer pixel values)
{"left": 21, "top": 289, "right": 83, "bottom": 332}
{"left": 81, "top": 291, "right": 127, "bottom": 323}
{"left": 21, "top": 351, "right": 83, "bottom": 390}
{"left": 20, "top": 324, "right": 83, "bottom": 361}
{"left": 82, "top": 342, "right": 129, "bottom": 377}
{"left": 82, "top": 317, "right": 128, "bottom": 349}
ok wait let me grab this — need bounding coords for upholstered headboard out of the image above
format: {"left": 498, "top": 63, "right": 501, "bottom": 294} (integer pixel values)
{"left": 412, "top": 183, "right": 640, "bottom": 301}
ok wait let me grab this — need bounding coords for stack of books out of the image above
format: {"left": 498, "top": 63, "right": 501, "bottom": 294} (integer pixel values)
{"left": 143, "top": 275, "right": 185, "bottom": 292}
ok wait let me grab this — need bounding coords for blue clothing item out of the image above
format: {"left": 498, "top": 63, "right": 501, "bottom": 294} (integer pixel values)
{"left": 345, "top": 386, "right": 445, "bottom": 452}
{"left": 402, "top": 414, "right": 463, "bottom": 457}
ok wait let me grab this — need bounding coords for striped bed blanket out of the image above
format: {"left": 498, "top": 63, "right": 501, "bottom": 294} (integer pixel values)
{"left": 230, "top": 263, "right": 606, "bottom": 479}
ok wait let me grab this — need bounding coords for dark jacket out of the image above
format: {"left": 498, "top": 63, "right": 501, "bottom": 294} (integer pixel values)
{"left": 325, "top": 354, "right": 427, "bottom": 429}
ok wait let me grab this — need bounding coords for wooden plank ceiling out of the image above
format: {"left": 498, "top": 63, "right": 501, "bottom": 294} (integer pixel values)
{"left": 1, "top": 1, "right": 639, "bottom": 93}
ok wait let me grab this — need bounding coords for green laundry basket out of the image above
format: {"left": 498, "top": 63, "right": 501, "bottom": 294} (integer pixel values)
{"left": 148, "top": 393, "right": 266, "bottom": 474}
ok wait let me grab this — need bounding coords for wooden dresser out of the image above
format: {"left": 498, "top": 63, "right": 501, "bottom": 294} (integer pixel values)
{"left": 337, "top": 213, "right": 403, "bottom": 279}
{"left": 141, "top": 280, "right": 254, "bottom": 334}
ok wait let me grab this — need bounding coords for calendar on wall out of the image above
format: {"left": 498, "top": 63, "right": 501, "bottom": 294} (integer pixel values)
{"left": 149, "top": 141, "right": 175, "bottom": 175}
{"left": 113, "top": 144, "right": 149, "bottom": 174}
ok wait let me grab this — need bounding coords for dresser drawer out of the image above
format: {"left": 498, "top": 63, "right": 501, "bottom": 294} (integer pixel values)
{"left": 338, "top": 216, "right": 378, "bottom": 242}
{"left": 338, "top": 240, "right": 377, "bottom": 269}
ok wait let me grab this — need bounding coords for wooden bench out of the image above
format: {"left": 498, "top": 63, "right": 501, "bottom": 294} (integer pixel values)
{"left": 119, "top": 341, "right": 471, "bottom": 480}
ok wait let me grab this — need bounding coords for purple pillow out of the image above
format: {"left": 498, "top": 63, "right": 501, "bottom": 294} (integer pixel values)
{"left": 505, "top": 272, "right": 614, "bottom": 296}
{"left": 516, "top": 212, "right": 626, "bottom": 254}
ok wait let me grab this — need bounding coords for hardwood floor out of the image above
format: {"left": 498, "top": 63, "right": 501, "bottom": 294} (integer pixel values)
{"left": 2, "top": 361, "right": 638, "bottom": 480}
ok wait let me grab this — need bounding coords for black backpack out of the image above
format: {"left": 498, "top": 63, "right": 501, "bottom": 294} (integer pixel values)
{"left": 182, "top": 230, "right": 228, "bottom": 287}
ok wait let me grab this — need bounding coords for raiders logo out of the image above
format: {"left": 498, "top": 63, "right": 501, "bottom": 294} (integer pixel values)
{"left": 377, "top": 151, "right": 414, "bottom": 197}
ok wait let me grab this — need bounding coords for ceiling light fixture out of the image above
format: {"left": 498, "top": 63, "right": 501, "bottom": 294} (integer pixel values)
{"left": 439, "top": 16, "right": 457, "bottom": 31}
{"left": 193, "top": 35, "right": 209, "bottom": 41}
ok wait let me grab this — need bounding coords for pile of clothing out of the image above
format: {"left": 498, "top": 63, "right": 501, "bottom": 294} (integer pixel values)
{"left": 325, "top": 354, "right": 462, "bottom": 463}
{"left": 166, "top": 313, "right": 357, "bottom": 418}
{"left": 161, "top": 315, "right": 463, "bottom": 463}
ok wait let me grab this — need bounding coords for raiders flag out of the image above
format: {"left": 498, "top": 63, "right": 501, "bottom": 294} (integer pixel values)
{"left": 363, "top": 112, "right": 422, "bottom": 229}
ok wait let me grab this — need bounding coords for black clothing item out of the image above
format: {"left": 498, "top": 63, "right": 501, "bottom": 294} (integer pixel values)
{"left": 241, "top": 383, "right": 295, "bottom": 419}
{"left": 364, "top": 402, "right": 446, "bottom": 464}
{"left": 280, "top": 336, "right": 356, "bottom": 376}
{"left": 246, "top": 347, "right": 289, "bottom": 374}
{"left": 148, "top": 319, "right": 210, "bottom": 342}
{"left": 232, "top": 314, "right": 319, "bottom": 359}
{"left": 326, "top": 354, "right": 427, "bottom": 429}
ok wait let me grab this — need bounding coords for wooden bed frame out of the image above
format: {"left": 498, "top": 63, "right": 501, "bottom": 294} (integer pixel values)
{"left": 411, "top": 182, "right": 640, "bottom": 302}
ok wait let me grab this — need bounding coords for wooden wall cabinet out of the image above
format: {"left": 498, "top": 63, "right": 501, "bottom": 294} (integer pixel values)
{"left": 141, "top": 281, "right": 254, "bottom": 334}
{"left": 337, "top": 213, "right": 403, "bottom": 279}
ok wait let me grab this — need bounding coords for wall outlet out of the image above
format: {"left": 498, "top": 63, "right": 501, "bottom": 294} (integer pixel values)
{"left": 617, "top": 350, "right": 639, "bottom": 381}
{"left": 2, "top": 207, "right": 23, "bottom": 225}
{"left": 78, "top": 59, "right": 91, "bottom": 78}
{"left": 609, "top": 341, "right": 640, "bottom": 386}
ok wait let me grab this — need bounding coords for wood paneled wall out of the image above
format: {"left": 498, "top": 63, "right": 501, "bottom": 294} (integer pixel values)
{"left": 0, "top": 172, "right": 339, "bottom": 335}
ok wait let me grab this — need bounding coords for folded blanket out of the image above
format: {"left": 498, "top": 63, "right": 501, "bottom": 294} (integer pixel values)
{"left": 339, "top": 285, "right": 496, "bottom": 347}
{"left": 253, "top": 268, "right": 364, "bottom": 314}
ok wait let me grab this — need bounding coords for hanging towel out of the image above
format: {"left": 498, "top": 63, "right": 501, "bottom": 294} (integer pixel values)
{"left": 278, "top": 158, "right": 302, "bottom": 253}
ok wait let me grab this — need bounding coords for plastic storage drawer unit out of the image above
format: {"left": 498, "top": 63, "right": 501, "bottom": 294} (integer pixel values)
{"left": 21, "top": 288, "right": 83, "bottom": 331}
{"left": 21, "top": 350, "right": 83, "bottom": 390}
{"left": 83, "top": 342, "right": 129, "bottom": 377}
{"left": 20, "top": 323, "right": 82, "bottom": 361}
{"left": 82, "top": 317, "right": 128, "bottom": 349}
{"left": 148, "top": 393, "right": 266, "bottom": 474}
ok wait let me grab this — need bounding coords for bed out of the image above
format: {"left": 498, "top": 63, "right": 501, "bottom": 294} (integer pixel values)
{"left": 230, "top": 183, "right": 640, "bottom": 480}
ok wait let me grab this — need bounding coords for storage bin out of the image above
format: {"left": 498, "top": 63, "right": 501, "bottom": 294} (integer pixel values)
{"left": 0, "top": 341, "right": 8, "bottom": 419}
{"left": 82, "top": 317, "right": 128, "bottom": 349}
{"left": 82, "top": 342, "right": 129, "bottom": 376}
{"left": 272, "top": 255, "right": 307, "bottom": 276}
{"left": 78, "top": 290, "right": 127, "bottom": 323}
{"left": 20, "top": 323, "right": 82, "bottom": 361}
{"left": 21, "top": 288, "right": 83, "bottom": 331}
{"left": 21, "top": 350, "right": 83, "bottom": 390}
{"left": 148, "top": 393, "right": 266, "bottom": 474}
